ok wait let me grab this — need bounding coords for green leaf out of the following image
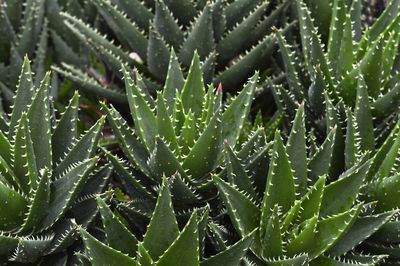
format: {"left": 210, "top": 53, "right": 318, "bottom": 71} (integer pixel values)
{"left": 102, "top": 104, "right": 150, "bottom": 176}
{"left": 156, "top": 92, "right": 179, "bottom": 153}
{"left": 298, "top": 175, "right": 326, "bottom": 223}
{"left": 320, "top": 158, "right": 371, "bottom": 216}
{"left": 149, "top": 138, "right": 189, "bottom": 182}
{"left": 329, "top": 210, "right": 397, "bottom": 256}
{"left": 276, "top": 30, "right": 304, "bottom": 101}
{"left": 337, "top": 14, "right": 354, "bottom": 79}
{"left": 261, "top": 131, "right": 295, "bottom": 220}
{"left": 222, "top": 73, "right": 257, "bottom": 147}
{"left": 0, "top": 181, "right": 27, "bottom": 230}
{"left": 54, "top": 117, "right": 104, "bottom": 177}
{"left": 97, "top": 197, "right": 138, "bottom": 257}
{"left": 27, "top": 72, "right": 52, "bottom": 171}
{"left": 264, "top": 254, "right": 309, "bottom": 265}
{"left": 286, "top": 216, "right": 318, "bottom": 256}
{"left": 0, "top": 234, "right": 19, "bottom": 256}
{"left": 201, "top": 231, "right": 254, "bottom": 266}
{"left": 143, "top": 177, "right": 179, "bottom": 260}
{"left": 181, "top": 53, "right": 206, "bottom": 116}
{"left": 93, "top": 0, "right": 148, "bottom": 60}
{"left": 217, "top": 3, "right": 267, "bottom": 64}
{"left": 344, "top": 109, "right": 358, "bottom": 169}
{"left": 147, "top": 25, "right": 170, "bottom": 81}
{"left": 327, "top": 0, "right": 347, "bottom": 75}
{"left": 136, "top": 242, "right": 153, "bottom": 266}
{"left": 18, "top": 169, "right": 50, "bottom": 234}
{"left": 10, "top": 234, "right": 54, "bottom": 263}
{"left": 80, "top": 228, "right": 138, "bottom": 266}
{"left": 366, "top": 120, "right": 400, "bottom": 182}
{"left": 9, "top": 56, "right": 35, "bottom": 138}
{"left": 224, "top": 142, "right": 257, "bottom": 200}
{"left": 42, "top": 158, "right": 97, "bottom": 228}
{"left": 116, "top": 0, "right": 153, "bottom": 31}
{"left": 52, "top": 92, "right": 79, "bottom": 165}
{"left": 179, "top": 5, "right": 214, "bottom": 67}
{"left": 308, "top": 128, "right": 336, "bottom": 181}
{"left": 163, "top": 0, "right": 197, "bottom": 26}
{"left": 124, "top": 66, "right": 157, "bottom": 151}
{"left": 224, "top": 0, "right": 263, "bottom": 30}
{"left": 354, "top": 75, "right": 375, "bottom": 152}
{"left": 213, "top": 175, "right": 260, "bottom": 236}
{"left": 372, "top": 81, "right": 400, "bottom": 119}
{"left": 182, "top": 109, "right": 222, "bottom": 180}
{"left": 287, "top": 103, "right": 308, "bottom": 195}
{"left": 373, "top": 174, "right": 400, "bottom": 211}
{"left": 310, "top": 205, "right": 361, "bottom": 258}
{"left": 163, "top": 49, "right": 185, "bottom": 113}
{"left": 156, "top": 212, "right": 199, "bottom": 266}
{"left": 13, "top": 113, "right": 38, "bottom": 193}
{"left": 261, "top": 205, "right": 283, "bottom": 258}
{"left": 154, "top": 0, "right": 184, "bottom": 50}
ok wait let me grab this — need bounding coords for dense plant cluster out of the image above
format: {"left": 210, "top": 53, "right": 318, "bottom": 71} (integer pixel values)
{"left": 0, "top": 0, "right": 398, "bottom": 265}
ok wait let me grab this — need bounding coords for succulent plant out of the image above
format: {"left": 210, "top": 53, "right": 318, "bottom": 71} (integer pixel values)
{"left": 0, "top": 0, "right": 101, "bottom": 111}
{"left": 271, "top": 0, "right": 400, "bottom": 183}
{"left": 0, "top": 0, "right": 49, "bottom": 110}
{"left": 53, "top": 0, "right": 294, "bottom": 105}
{"left": 274, "top": 0, "right": 400, "bottom": 124}
{"left": 78, "top": 178, "right": 255, "bottom": 265}
{"left": 0, "top": 57, "right": 110, "bottom": 264}
{"left": 215, "top": 105, "right": 398, "bottom": 265}
{"left": 100, "top": 51, "right": 259, "bottom": 206}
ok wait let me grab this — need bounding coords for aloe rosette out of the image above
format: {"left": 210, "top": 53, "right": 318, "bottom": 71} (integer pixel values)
{"left": 0, "top": 57, "right": 110, "bottom": 264}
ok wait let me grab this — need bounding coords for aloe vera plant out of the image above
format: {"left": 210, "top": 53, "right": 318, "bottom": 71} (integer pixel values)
{"left": 53, "top": 0, "right": 294, "bottom": 104}
{"left": 0, "top": 0, "right": 100, "bottom": 111}
{"left": 0, "top": 0, "right": 49, "bottom": 110}
{"left": 100, "top": 52, "right": 259, "bottom": 213}
{"left": 215, "top": 105, "right": 397, "bottom": 265}
{"left": 274, "top": 0, "right": 399, "bottom": 123}
{"left": 0, "top": 57, "right": 110, "bottom": 264}
{"left": 78, "top": 178, "right": 255, "bottom": 265}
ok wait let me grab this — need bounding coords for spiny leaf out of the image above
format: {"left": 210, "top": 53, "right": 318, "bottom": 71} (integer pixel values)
{"left": 97, "top": 197, "right": 138, "bottom": 257}
{"left": 261, "top": 205, "right": 283, "bottom": 258}
{"left": 261, "top": 131, "right": 295, "bottom": 220}
{"left": 80, "top": 228, "right": 138, "bottom": 266}
{"left": 52, "top": 92, "right": 79, "bottom": 165}
{"left": 354, "top": 75, "right": 375, "bottom": 152}
{"left": 54, "top": 117, "right": 104, "bottom": 177}
{"left": 27, "top": 72, "right": 52, "bottom": 171}
{"left": 156, "top": 211, "right": 199, "bottom": 266}
{"left": 320, "top": 158, "right": 371, "bottom": 216}
{"left": 200, "top": 231, "right": 254, "bottom": 266}
{"left": 163, "top": 49, "right": 185, "bottom": 113}
{"left": 154, "top": 0, "right": 184, "bottom": 50}
{"left": 179, "top": 5, "right": 214, "bottom": 66}
{"left": 329, "top": 210, "right": 397, "bottom": 256}
{"left": 14, "top": 113, "right": 38, "bottom": 193}
{"left": 42, "top": 158, "right": 97, "bottom": 228}
{"left": 213, "top": 175, "right": 260, "bottom": 237}
{"left": 18, "top": 168, "right": 50, "bottom": 234}
{"left": 181, "top": 52, "right": 205, "bottom": 116}
{"left": 222, "top": 73, "right": 258, "bottom": 147}
{"left": 9, "top": 56, "right": 35, "bottom": 138}
{"left": 224, "top": 141, "right": 257, "bottom": 200}
{"left": 182, "top": 109, "right": 222, "bottom": 180}
{"left": 310, "top": 205, "right": 361, "bottom": 258}
{"left": 0, "top": 181, "right": 27, "bottom": 230}
{"left": 143, "top": 177, "right": 179, "bottom": 260}
{"left": 287, "top": 103, "right": 308, "bottom": 195}
{"left": 124, "top": 66, "right": 157, "bottom": 151}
